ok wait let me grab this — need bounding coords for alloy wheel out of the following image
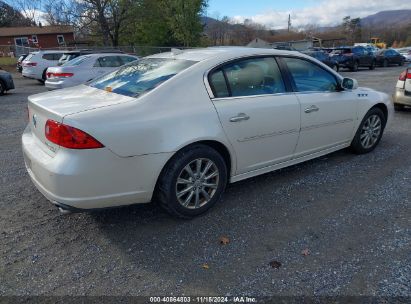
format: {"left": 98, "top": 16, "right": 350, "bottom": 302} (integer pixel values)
{"left": 175, "top": 158, "right": 220, "bottom": 209}
{"left": 360, "top": 114, "right": 382, "bottom": 149}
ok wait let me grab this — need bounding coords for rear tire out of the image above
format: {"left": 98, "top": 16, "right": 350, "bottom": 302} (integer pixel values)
{"left": 155, "top": 144, "right": 228, "bottom": 218}
{"left": 351, "top": 61, "right": 359, "bottom": 72}
{"left": 399, "top": 60, "right": 404, "bottom": 66}
{"left": 383, "top": 59, "right": 388, "bottom": 67}
{"left": 394, "top": 104, "right": 404, "bottom": 111}
{"left": 369, "top": 60, "right": 376, "bottom": 70}
{"left": 351, "top": 108, "right": 386, "bottom": 154}
{"left": 0, "top": 80, "right": 5, "bottom": 95}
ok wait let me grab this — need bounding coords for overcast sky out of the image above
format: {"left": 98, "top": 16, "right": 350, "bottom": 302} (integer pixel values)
{"left": 207, "top": 0, "right": 411, "bottom": 29}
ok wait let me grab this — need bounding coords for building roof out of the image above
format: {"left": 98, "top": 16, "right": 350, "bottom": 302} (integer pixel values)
{"left": 0, "top": 26, "right": 74, "bottom": 37}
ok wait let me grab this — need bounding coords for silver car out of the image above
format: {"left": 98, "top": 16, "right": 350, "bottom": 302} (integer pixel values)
{"left": 45, "top": 53, "right": 138, "bottom": 90}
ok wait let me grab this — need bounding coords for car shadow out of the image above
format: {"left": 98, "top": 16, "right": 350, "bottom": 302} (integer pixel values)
{"left": 90, "top": 148, "right": 352, "bottom": 227}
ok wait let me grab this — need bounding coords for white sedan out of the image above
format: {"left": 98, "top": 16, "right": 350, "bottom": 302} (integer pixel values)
{"left": 22, "top": 47, "right": 392, "bottom": 217}
{"left": 44, "top": 53, "right": 138, "bottom": 89}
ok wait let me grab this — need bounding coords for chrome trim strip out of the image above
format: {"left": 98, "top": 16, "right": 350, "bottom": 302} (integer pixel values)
{"left": 301, "top": 119, "right": 354, "bottom": 132}
{"left": 238, "top": 128, "right": 299, "bottom": 142}
{"left": 213, "top": 92, "right": 294, "bottom": 101}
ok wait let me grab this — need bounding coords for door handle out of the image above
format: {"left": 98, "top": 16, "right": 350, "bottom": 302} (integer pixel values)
{"left": 229, "top": 113, "right": 250, "bottom": 122}
{"left": 304, "top": 105, "right": 319, "bottom": 113}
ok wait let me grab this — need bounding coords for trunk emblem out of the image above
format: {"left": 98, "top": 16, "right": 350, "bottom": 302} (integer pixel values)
{"left": 32, "top": 114, "right": 37, "bottom": 128}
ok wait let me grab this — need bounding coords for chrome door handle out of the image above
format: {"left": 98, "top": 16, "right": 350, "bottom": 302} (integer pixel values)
{"left": 229, "top": 113, "right": 250, "bottom": 122}
{"left": 304, "top": 105, "right": 319, "bottom": 113}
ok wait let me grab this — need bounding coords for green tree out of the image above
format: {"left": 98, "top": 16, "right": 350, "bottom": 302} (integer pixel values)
{"left": 166, "top": 0, "right": 207, "bottom": 46}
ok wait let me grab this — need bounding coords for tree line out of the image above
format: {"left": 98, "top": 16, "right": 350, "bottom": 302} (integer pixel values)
{"left": 3, "top": 0, "right": 208, "bottom": 47}
{"left": 2, "top": 0, "right": 411, "bottom": 48}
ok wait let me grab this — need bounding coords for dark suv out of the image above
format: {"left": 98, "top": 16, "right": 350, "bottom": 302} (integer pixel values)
{"left": 302, "top": 50, "right": 339, "bottom": 71}
{"left": 330, "top": 46, "right": 376, "bottom": 71}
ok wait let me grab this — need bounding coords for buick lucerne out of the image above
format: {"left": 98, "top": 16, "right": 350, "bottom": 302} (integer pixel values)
{"left": 22, "top": 47, "right": 392, "bottom": 217}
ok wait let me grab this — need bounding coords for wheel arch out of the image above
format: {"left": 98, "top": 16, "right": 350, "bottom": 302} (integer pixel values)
{"left": 154, "top": 140, "right": 234, "bottom": 193}
{"left": 371, "top": 103, "right": 388, "bottom": 122}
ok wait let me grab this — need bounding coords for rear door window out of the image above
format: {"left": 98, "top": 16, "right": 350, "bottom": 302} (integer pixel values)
{"left": 209, "top": 57, "right": 286, "bottom": 98}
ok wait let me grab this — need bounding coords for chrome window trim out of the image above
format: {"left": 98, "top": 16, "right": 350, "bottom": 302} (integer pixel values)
{"left": 212, "top": 92, "right": 294, "bottom": 101}
{"left": 203, "top": 54, "right": 286, "bottom": 100}
{"left": 203, "top": 54, "right": 343, "bottom": 100}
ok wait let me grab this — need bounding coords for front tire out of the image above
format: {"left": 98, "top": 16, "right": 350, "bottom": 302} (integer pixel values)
{"left": 351, "top": 108, "right": 386, "bottom": 154}
{"left": 155, "top": 144, "right": 228, "bottom": 218}
{"left": 369, "top": 60, "right": 376, "bottom": 70}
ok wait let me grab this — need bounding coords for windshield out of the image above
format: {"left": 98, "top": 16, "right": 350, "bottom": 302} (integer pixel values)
{"left": 89, "top": 58, "right": 196, "bottom": 97}
{"left": 59, "top": 53, "right": 79, "bottom": 63}
{"left": 62, "top": 55, "right": 89, "bottom": 66}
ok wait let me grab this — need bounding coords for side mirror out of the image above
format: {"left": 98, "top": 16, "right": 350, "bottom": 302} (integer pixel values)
{"left": 341, "top": 77, "right": 358, "bottom": 90}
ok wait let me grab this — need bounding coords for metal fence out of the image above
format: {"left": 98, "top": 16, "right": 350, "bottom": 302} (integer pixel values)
{"left": 0, "top": 45, "right": 195, "bottom": 58}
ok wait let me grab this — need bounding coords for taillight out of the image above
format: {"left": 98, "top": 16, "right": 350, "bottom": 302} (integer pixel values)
{"left": 45, "top": 119, "right": 104, "bottom": 149}
{"left": 47, "top": 72, "right": 74, "bottom": 78}
{"left": 399, "top": 69, "right": 411, "bottom": 81}
{"left": 24, "top": 62, "right": 37, "bottom": 67}
{"left": 343, "top": 53, "right": 353, "bottom": 56}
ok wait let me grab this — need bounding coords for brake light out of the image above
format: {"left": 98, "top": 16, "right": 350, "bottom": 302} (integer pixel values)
{"left": 47, "top": 72, "right": 74, "bottom": 78}
{"left": 45, "top": 120, "right": 104, "bottom": 149}
{"left": 24, "top": 62, "right": 37, "bottom": 67}
{"left": 399, "top": 69, "right": 411, "bottom": 81}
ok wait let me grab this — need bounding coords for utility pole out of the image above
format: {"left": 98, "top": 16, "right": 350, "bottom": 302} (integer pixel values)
{"left": 288, "top": 14, "right": 291, "bottom": 32}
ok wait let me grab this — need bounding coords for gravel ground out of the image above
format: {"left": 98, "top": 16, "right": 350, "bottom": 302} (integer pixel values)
{"left": 0, "top": 66, "right": 410, "bottom": 298}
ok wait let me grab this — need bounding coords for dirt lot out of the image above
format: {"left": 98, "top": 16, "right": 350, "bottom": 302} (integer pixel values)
{"left": 0, "top": 66, "right": 410, "bottom": 298}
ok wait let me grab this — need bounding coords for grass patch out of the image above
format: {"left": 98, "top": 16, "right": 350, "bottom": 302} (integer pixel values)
{"left": 0, "top": 57, "right": 17, "bottom": 66}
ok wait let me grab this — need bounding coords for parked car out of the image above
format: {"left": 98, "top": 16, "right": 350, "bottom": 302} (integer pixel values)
{"left": 396, "top": 47, "right": 411, "bottom": 62}
{"left": 0, "top": 68, "right": 15, "bottom": 95}
{"left": 376, "top": 49, "right": 405, "bottom": 67}
{"left": 57, "top": 49, "right": 125, "bottom": 66}
{"left": 22, "top": 47, "right": 392, "bottom": 217}
{"left": 16, "top": 54, "right": 28, "bottom": 73}
{"left": 45, "top": 53, "right": 138, "bottom": 90}
{"left": 302, "top": 50, "right": 339, "bottom": 71}
{"left": 330, "top": 46, "right": 376, "bottom": 71}
{"left": 22, "top": 50, "right": 68, "bottom": 83}
{"left": 393, "top": 64, "right": 411, "bottom": 111}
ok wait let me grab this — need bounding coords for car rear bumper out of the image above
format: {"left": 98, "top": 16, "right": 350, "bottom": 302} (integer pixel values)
{"left": 22, "top": 71, "right": 40, "bottom": 80}
{"left": 393, "top": 88, "right": 411, "bottom": 105}
{"left": 22, "top": 125, "right": 172, "bottom": 210}
{"left": 45, "top": 80, "right": 65, "bottom": 90}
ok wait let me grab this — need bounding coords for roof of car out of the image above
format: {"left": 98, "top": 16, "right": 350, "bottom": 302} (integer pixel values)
{"left": 148, "top": 47, "right": 302, "bottom": 62}
{"left": 83, "top": 53, "right": 137, "bottom": 58}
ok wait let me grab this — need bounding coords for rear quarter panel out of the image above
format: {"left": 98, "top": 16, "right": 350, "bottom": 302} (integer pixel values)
{"left": 63, "top": 61, "right": 236, "bottom": 170}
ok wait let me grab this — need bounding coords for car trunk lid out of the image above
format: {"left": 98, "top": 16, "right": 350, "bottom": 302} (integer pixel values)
{"left": 27, "top": 85, "right": 135, "bottom": 155}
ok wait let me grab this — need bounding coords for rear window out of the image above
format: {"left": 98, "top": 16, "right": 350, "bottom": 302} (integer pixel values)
{"left": 24, "top": 53, "right": 35, "bottom": 61}
{"left": 62, "top": 55, "right": 89, "bottom": 66}
{"left": 89, "top": 58, "right": 196, "bottom": 97}
{"left": 331, "top": 49, "right": 352, "bottom": 55}
{"left": 59, "top": 53, "right": 80, "bottom": 63}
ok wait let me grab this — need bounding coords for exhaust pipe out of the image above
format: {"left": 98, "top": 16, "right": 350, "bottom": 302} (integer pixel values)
{"left": 58, "top": 207, "right": 72, "bottom": 214}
